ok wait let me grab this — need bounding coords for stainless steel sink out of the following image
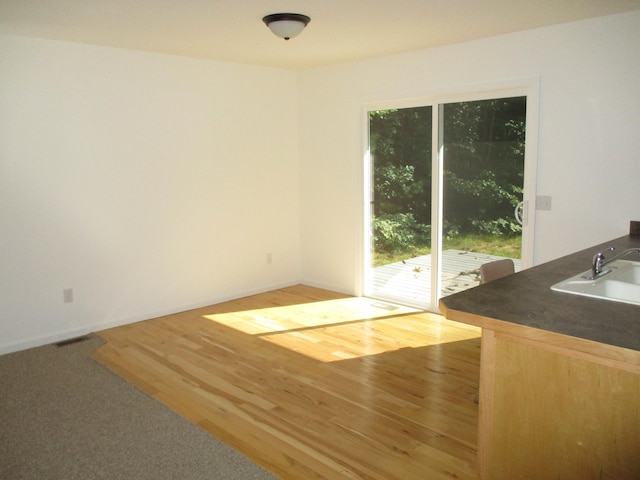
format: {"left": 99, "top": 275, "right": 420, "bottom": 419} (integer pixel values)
{"left": 551, "top": 260, "right": 640, "bottom": 306}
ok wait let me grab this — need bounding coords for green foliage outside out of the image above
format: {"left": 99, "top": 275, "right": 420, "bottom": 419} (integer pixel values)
{"left": 370, "top": 98, "right": 526, "bottom": 267}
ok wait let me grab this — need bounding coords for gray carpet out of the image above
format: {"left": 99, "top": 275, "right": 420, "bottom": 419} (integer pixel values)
{"left": 0, "top": 335, "right": 278, "bottom": 480}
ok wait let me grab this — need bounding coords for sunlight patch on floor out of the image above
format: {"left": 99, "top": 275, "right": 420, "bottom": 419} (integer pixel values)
{"left": 202, "top": 297, "right": 420, "bottom": 335}
{"left": 202, "top": 296, "right": 480, "bottom": 362}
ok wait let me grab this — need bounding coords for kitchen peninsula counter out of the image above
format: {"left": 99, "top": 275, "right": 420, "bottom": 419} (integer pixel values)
{"left": 439, "top": 234, "right": 640, "bottom": 480}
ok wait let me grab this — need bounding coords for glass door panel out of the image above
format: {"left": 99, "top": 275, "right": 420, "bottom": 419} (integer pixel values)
{"left": 440, "top": 97, "right": 526, "bottom": 297}
{"left": 368, "top": 107, "right": 433, "bottom": 306}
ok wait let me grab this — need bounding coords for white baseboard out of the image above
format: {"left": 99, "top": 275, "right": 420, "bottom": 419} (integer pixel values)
{"left": 299, "top": 279, "right": 355, "bottom": 297}
{"left": 0, "top": 280, "right": 303, "bottom": 356}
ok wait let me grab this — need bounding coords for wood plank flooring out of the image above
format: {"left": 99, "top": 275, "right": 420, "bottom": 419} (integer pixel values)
{"left": 93, "top": 285, "right": 481, "bottom": 480}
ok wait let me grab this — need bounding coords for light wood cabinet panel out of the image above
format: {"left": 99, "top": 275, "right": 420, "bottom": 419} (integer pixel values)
{"left": 479, "top": 331, "right": 640, "bottom": 479}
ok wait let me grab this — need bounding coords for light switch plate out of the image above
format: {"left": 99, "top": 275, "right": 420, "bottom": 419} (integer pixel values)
{"left": 536, "top": 195, "right": 552, "bottom": 211}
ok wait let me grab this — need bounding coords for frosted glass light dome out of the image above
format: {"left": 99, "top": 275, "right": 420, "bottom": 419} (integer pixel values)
{"left": 263, "top": 13, "right": 310, "bottom": 40}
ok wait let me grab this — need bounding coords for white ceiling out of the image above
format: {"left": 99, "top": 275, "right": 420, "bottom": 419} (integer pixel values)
{"left": 1, "top": 0, "right": 640, "bottom": 69}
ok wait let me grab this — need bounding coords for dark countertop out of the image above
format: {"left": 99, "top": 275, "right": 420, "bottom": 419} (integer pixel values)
{"left": 439, "top": 234, "right": 640, "bottom": 352}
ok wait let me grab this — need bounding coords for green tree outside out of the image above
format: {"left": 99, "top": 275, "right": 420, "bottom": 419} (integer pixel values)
{"left": 370, "top": 97, "right": 525, "bottom": 266}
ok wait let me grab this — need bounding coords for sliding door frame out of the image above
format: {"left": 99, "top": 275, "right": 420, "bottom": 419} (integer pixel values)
{"left": 362, "top": 78, "right": 540, "bottom": 310}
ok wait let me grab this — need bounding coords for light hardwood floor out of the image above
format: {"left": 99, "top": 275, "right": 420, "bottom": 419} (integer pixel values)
{"left": 93, "top": 285, "right": 481, "bottom": 480}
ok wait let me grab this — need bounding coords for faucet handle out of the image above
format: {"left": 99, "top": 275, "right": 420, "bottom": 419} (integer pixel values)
{"left": 592, "top": 246, "right": 615, "bottom": 278}
{"left": 593, "top": 246, "right": 615, "bottom": 261}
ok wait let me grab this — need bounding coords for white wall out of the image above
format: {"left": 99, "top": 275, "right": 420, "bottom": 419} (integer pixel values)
{"left": 0, "top": 35, "right": 301, "bottom": 354}
{"left": 298, "top": 11, "right": 640, "bottom": 295}
{"left": 3, "top": 11, "right": 640, "bottom": 354}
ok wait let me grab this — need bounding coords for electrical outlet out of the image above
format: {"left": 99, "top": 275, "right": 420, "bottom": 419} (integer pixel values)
{"left": 63, "top": 288, "right": 74, "bottom": 303}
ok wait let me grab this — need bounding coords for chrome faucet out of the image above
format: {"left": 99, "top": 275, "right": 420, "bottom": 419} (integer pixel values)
{"left": 591, "top": 247, "right": 640, "bottom": 279}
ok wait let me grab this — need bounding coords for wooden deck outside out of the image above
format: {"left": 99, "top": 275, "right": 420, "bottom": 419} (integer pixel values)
{"left": 372, "top": 249, "right": 521, "bottom": 304}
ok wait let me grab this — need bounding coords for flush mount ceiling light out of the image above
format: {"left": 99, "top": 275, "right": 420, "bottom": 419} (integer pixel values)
{"left": 262, "top": 13, "right": 310, "bottom": 40}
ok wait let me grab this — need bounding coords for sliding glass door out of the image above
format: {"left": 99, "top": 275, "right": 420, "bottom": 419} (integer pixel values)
{"left": 365, "top": 93, "right": 532, "bottom": 310}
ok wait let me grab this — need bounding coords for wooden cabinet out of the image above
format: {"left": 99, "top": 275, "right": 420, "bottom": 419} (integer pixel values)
{"left": 440, "top": 301, "right": 640, "bottom": 479}
{"left": 476, "top": 327, "right": 640, "bottom": 479}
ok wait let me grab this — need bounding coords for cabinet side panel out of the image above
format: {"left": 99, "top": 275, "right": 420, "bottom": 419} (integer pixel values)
{"left": 489, "top": 336, "right": 640, "bottom": 480}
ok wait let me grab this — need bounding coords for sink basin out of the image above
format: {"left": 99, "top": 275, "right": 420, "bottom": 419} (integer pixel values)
{"left": 551, "top": 260, "right": 640, "bottom": 306}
